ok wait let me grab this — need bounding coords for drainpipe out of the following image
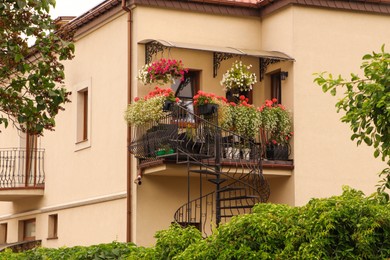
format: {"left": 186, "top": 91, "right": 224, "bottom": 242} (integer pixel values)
{"left": 122, "top": 0, "right": 132, "bottom": 243}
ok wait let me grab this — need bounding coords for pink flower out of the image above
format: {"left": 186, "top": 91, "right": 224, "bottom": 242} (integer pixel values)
{"left": 265, "top": 100, "right": 273, "bottom": 107}
{"left": 134, "top": 97, "right": 139, "bottom": 102}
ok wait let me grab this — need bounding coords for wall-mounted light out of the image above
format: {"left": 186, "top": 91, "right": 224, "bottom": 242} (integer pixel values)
{"left": 280, "top": 71, "right": 288, "bottom": 80}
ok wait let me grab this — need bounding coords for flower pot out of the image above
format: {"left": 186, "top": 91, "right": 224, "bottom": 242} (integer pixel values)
{"left": 266, "top": 144, "right": 289, "bottom": 160}
{"left": 197, "top": 104, "right": 218, "bottom": 115}
{"left": 242, "top": 148, "right": 251, "bottom": 161}
{"left": 156, "top": 150, "right": 166, "bottom": 156}
{"left": 232, "top": 147, "right": 240, "bottom": 160}
{"left": 226, "top": 89, "right": 250, "bottom": 104}
{"left": 166, "top": 148, "right": 175, "bottom": 154}
{"left": 163, "top": 100, "right": 174, "bottom": 111}
{"left": 225, "top": 147, "right": 233, "bottom": 159}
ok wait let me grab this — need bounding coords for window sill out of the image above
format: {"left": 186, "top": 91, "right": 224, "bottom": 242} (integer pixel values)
{"left": 47, "top": 237, "right": 58, "bottom": 240}
{"left": 75, "top": 139, "right": 91, "bottom": 151}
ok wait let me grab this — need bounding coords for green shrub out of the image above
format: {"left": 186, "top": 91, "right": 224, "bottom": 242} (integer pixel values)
{"left": 178, "top": 187, "right": 390, "bottom": 260}
{"left": 154, "top": 223, "right": 202, "bottom": 260}
{"left": 0, "top": 242, "right": 137, "bottom": 260}
{"left": 1, "top": 188, "right": 389, "bottom": 260}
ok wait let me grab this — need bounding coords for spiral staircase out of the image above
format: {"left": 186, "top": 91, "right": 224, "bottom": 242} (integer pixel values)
{"left": 129, "top": 104, "right": 270, "bottom": 236}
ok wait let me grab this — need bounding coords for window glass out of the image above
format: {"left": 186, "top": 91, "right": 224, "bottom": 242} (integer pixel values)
{"left": 270, "top": 72, "right": 281, "bottom": 103}
{"left": 171, "top": 71, "right": 199, "bottom": 122}
{"left": 23, "top": 219, "right": 36, "bottom": 241}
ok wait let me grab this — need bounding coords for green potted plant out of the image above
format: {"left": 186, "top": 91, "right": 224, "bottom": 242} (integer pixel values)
{"left": 125, "top": 86, "right": 180, "bottom": 126}
{"left": 137, "top": 58, "right": 188, "bottom": 85}
{"left": 259, "top": 98, "right": 293, "bottom": 160}
{"left": 230, "top": 96, "right": 262, "bottom": 139}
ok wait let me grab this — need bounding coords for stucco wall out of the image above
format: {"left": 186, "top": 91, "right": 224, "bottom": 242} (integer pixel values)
{"left": 290, "top": 7, "right": 389, "bottom": 205}
{"left": 0, "top": 13, "right": 129, "bottom": 246}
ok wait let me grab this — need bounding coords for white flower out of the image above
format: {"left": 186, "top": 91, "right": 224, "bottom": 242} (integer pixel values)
{"left": 220, "top": 60, "right": 257, "bottom": 92}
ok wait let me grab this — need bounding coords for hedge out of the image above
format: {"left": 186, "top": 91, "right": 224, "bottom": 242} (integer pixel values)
{"left": 1, "top": 187, "right": 389, "bottom": 259}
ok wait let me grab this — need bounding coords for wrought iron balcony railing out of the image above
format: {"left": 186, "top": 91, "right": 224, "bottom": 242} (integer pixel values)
{"left": 0, "top": 148, "right": 45, "bottom": 189}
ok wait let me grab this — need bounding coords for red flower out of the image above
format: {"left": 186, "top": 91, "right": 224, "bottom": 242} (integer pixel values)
{"left": 134, "top": 97, "right": 139, "bottom": 102}
{"left": 239, "top": 95, "right": 246, "bottom": 101}
{"left": 272, "top": 98, "right": 278, "bottom": 103}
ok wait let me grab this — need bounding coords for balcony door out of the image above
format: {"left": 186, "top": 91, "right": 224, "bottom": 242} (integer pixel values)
{"left": 19, "top": 132, "right": 39, "bottom": 187}
{"left": 171, "top": 70, "right": 200, "bottom": 122}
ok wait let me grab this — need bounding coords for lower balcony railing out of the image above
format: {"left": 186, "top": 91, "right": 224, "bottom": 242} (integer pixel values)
{"left": 0, "top": 148, "right": 45, "bottom": 190}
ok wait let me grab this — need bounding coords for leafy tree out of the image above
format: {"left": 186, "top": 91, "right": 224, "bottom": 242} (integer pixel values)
{"left": 0, "top": 0, "right": 74, "bottom": 134}
{"left": 314, "top": 45, "right": 390, "bottom": 199}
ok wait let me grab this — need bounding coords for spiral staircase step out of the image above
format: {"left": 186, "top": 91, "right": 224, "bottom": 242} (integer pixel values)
{"left": 219, "top": 195, "right": 258, "bottom": 201}
{"left": 207, "top": 178, "right": 228, "bottom": 185}
{"left": 189, "top": 169, "right": 218, "bottom": 176}
{"left": 220, "top": 205, "right": 254, "bottom": 210}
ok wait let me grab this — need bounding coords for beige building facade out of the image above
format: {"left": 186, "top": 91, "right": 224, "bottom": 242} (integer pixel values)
{"left": 0, "top": 0, "right": 389, "bottom": 247}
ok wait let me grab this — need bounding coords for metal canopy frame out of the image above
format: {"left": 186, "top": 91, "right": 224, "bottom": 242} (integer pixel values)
{"left": 139, "top": 39, "right": 294, "bottom": 81}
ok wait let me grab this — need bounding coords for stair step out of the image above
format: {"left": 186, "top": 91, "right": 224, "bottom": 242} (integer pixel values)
{"left": 208, "top": 178, "right": 228, "bottom": 185}
{"left": 219, "top": 186, "right": 246, "bottom": 192}
{"left": 189, "top": 169, "right": 218, "bottom": 176}
{"left": 220, "top": 195, "right": 258, "bottom": 201}
{"left": 220, "top": 205, "right": 254, "bottom": 209}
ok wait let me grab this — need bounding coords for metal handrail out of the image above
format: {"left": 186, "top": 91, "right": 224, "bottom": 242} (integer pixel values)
{"left": 0, "top": 148, "right": 45, "bottom": 189}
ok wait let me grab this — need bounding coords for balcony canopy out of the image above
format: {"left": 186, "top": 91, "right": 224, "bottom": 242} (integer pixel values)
{"left": 139, "top": 39, "right": 294, "bottom": 79}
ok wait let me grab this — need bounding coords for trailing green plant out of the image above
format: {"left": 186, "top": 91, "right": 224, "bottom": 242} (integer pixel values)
{"left": 125, "top": 86, "right": 179, "bottom": 126}
{"left": 229, "top": 96, "right": 262, "bottom": 139}
{"left": 314, "top": 45, "right": 390, "bottom": 199}
{"left": 259, "top": 98, "right": 293, "bottom": 144}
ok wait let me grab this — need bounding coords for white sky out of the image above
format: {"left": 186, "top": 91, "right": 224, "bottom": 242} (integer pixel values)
{"left": 50, "top": 0, "right": 105, "bottom": 19}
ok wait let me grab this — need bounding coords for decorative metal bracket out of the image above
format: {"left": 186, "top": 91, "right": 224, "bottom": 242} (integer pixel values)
{"left": 213, "top": 52, "right": 237, "bottom": 78}
{"left": 145, "top": 41, "right": 169, "bottom": 64}
{"left": 259, "top": 58, "right": 281, "bottom": 81}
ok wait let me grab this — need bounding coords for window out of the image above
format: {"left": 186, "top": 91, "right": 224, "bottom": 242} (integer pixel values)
{"left": 171, "top": 70, "right": 200, "bottom": 122}
{"left": 0, "top": 223, "right": 7, "bottom": 244}
{"left": 48, "top": 214, "right": 58, "bottom": 239}
{"left": 19, "top": 218, "right": 36, "bottom": 241}
{"left": 77, "top": 89, "right": 88, "bottom": 142}
{"left": 270, "top": 71, "right": 282, "bottom": 103}
{"left": 75, "top": 79, "right": 91, "bottom": 151}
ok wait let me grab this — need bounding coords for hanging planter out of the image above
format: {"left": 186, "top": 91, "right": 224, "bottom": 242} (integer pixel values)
{"left": 137, "top": 58, "right": 188, "bottom": 85}
{"left": 220, "top": 60, "right": 257, "bottom": 98}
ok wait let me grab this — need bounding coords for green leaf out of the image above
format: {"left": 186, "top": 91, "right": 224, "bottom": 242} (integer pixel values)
{"left": 16, "top": 0, "right": 26, "bottom": 8}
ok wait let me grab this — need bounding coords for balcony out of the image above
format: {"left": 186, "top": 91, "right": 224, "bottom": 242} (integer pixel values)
{"left": 129, "top": 104, "right": 292, "bottom": 235}
{"left": 0, "top": 148, "right": 45, "bottom": 201}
